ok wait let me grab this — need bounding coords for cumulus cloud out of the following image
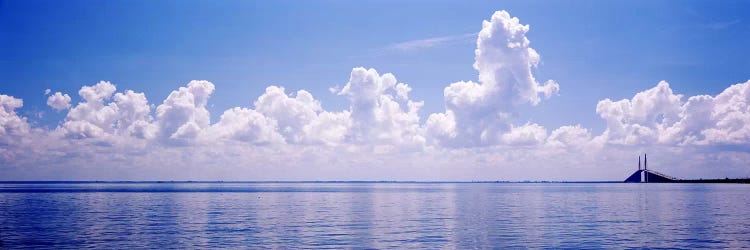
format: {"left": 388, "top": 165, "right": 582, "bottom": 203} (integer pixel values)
{"left": 0, "top": 95, "right": 30, "bottom": 140}
{"left": 61, "top": 81, "right": 120, "bottom": 138}
{"left": 596, "top": 80, "right": 750, "bottom": 146}
{"left": 337, "top": 67, "right": 425, "bottom": 149}
{"left": 0, "top": 95, "right": 31, "bottom": 162}
{"left": 425, "top": 10, "right": 559, "bottom": 147}
{"left": 196, "top": 67, "right": 426, "bottom": 150}
{"left": 205, "top": 107, "right": 284, "bottom": 145}
{"left": 113, "top": 90, "right": 156, "bottom": 139}
{"left": 46, "top": 92, "right": 72, "bottom": 111}
{"left": 254, "top": 86, "right": 322, "bottom": 143}
{"left": 547, "top": 125, "right": 592, "bottom": 147}
{"left": 501, "top": 123, "right": 547, "bottom": 146}
{"left": 472, "top": 11, "right": 559, "bottom": 107}
{"left": 595, "top": 81, "right": 683, "bottom": 145}
{"left": 253, "top": 85, "right": 355, "bottom": 145}
{"left": 155, "top": 80, "right": 214, "bottom": 143}
{"left": 302, "top": 110, "right": 351, "bottom": 146}
{"left": 695, "top": 81, "right": 750, "bottom": 144}
{"left": 204, "top": 84, "right": 351, "bottom": 146}
{"left": 58, "top": 81, "right": 156, "bottom": 140}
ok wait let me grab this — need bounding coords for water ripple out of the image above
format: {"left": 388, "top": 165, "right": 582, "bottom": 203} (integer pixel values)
{"left": 0, "top": 183, "right": 749, "bottom": 248}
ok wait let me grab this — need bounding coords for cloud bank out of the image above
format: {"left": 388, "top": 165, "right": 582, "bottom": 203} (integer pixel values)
{"left": 1, "top": 10, "right": 749, "bottom": 180}
{"left": 596, "top": 80, "right": 750, "bottom": 146}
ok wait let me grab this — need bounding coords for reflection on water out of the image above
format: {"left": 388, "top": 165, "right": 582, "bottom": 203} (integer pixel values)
{"left": 1, "top": 183, "right": 749, "bottom": 248}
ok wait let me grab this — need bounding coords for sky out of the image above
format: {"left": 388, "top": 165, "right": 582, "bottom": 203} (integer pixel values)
{"left": 1, "top": 0, "right": 750, "bottom": 181}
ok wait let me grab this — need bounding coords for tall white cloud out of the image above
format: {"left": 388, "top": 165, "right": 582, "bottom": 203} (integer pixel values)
{"left": 0, "top": 94, "right": 31, "bottom": 162}
{"left": 337, "top": 67, "right": 425, "bottom": 149}
{"left": 473, "top": 11, "right": 559, "bottom": 107}
{"left": 425, "top": 10, "right": 559, "bottom": 147}
{"left": 155, "top": 80, "right": 214, "bottom": 143}
{"left": 698, "top": 81, "right": 750, "bottom": 144}
{"left": 254, "top": 86, "right": 322, "bottom": 143}
{"left": 0, "top": 95, "right": 30, "bottom": 141}
{"left": 113, "top": 90, "right": 156, "bottom": 139}
{"left": 46, "top": 92, "right": 72, "bottom": 111}
{"left": 61, "top": 81, "right": 120, "bottom": 138}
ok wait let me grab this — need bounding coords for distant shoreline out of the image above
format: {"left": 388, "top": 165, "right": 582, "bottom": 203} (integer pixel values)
{"left": 1, "top": 180, "right": 748, "bottom": 184}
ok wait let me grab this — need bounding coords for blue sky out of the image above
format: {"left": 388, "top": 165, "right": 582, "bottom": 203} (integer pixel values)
{"left": 3, "top": 0, "right": 748, "bottom": 132}
{"left": 1, "top": 1, "right": 750, "bottom": 180}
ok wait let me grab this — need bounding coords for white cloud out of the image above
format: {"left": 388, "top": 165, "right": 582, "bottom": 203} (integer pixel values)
{"left": 0, "top": 94, "right": 31, "bottom": 162}
{"left": 59, "top": 81, "right": 156, "bottom": 140}
{"left": 425, "top": 10, "right": 559, "bottom": 147}
{"left": 537, "top": 80, "right": 561, "bottom": 99}
{"left": 424, "top": 111, "right": 456, "bottom": 146}
{"left": 673, "top": 80, "right": 750, "bottom": 145}
{"left": 302, "top": 110, "right": 351, "bottom": 146}
{"left": 474, "top": 11, "right": 559, "bottom": 107}
{"left": 595, "top": 80, "right": 750, "bottom": 146}
{"left": 205, "top": 107, "right": 284, "bottom": 145}
{"left": 113, "top": 90, "right": 156, "bottom": 139}
{"left": 254, "top": 86, "right": 322, "bottom": 143}
{"left": 501, "top": 123, "right": 547, "bottom": 146}
{"left": 80, "top": 81, "right": 117, "bottom": 103}
{"left": 252, "top": 85, "right": 356, "bottom": 145}
{"left": 205, "top": 85, "right": 352, "bottom": 146}
{"left": 155, "top": 80, "right": 214, "bottom": 143}
{"left": 61, "top": 81, "right": 120, "bottom": 139}
{"left": 546, "top": 125, "right": 592, "bottom": 147}
{"left": 44, "top": 89, "right": 51, "bottom": 95}
{"left": 0, "top": 94, "right": 30, "bottom": 140}
{"left": 338, "top": 67, "right": 425, "bottom": 149}
{"left": 595, "top": 81, "right": 683, "bottom": 145}
{"left": 46, "top": 92, "right": 72, "bottom": 111}
{"left": 395, "top": 82, "right": 411, "bottom": 100}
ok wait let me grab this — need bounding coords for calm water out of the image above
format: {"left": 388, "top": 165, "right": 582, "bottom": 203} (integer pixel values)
{"left": 1, "top": 182, "right": 749, "bottom": 249}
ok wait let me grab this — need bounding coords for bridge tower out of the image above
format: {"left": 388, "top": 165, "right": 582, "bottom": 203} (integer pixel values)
{"left": 625, "top": 153, "right": 678, "bottom": 183}
{"left": 624, "top": 156, "right": 644, "bottom": 183}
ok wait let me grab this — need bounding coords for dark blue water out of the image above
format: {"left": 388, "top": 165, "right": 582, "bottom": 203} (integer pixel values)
{"left": 1, "top": 182, "right": 749, "bottom": 248}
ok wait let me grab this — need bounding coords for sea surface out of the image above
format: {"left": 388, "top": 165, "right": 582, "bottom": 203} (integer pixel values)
{"left": 1, "top": 182, "right": 749, "bottom": 249}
